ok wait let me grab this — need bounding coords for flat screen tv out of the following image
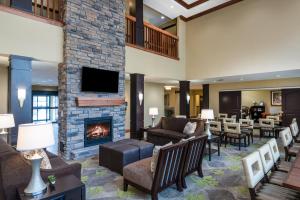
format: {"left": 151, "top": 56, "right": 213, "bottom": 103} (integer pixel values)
{"left": 81, "top": 67, "right": 119, "bottom": 93}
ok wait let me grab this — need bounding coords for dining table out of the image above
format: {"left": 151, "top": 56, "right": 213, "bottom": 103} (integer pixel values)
{"left": 283, "top": 153, "right": 300, "bottom": 191}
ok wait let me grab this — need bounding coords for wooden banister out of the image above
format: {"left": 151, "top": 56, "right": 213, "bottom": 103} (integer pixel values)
{"left": 126, "top": 15, "right": 179, "bottom": 59}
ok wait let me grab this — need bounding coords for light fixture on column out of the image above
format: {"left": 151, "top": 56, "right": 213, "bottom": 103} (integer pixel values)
{"left": 186, "top": 94, "right": 190, "bottom": 104}
{"left": 138, "top": 92, "right": 143, "bottom": 106}
{"left": 17, "top": 122, "right": 55, "bottom": 196}
{"left": 149, "top": 107, "right": 158, "bottom": 127}
{"left": 201, "top": 109, "right": 214, "bottom": 137}
{"left": 18, "top": 88, "right": 26, "bottom": 108}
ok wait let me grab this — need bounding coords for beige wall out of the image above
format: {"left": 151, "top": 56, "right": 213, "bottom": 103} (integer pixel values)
{"left": 125, "top": 81, "right": 165, "bottom": 129}
{"left": 210, "top": 78, "right": 300, "bottom": 115}
{"left": 241, "top": 90, "right": 281, "bottom": 114}
{"left": 190, "top": 89, "right": 203, "bottom": 117}
{"left": 0, "top": 66, "right": 8, "bottom": 114}
{"left": 0, "top": 11, "right": 63, "bottom": 63}
{"left": 125, "top": 18, "right": 186, "bottom": 81}
{"left": 186, "top": 0, "right": 300, "bottom": 80}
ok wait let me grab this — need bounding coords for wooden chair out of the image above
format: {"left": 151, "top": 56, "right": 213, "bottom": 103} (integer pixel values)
{"left": 239, "top": 119, "right": 254, "bottom": 145}
{"left": 267, "top": 138, "right": 292, "bottom": 172}
{"left": 209, "top": 121, "right": 223, "bottom": 142}
{"left": 224, "top": 123, "right": 247, "bottom": 150}
{"left": 280, "top": 127, "right": 300, "bottom": 161}
{"left": 259, "top": 119, "right": 276, "bottom": 138}
{"left": 181, "top": 135, "right": 208, "bottom": 188}
{"left": 123, "top": 142, "right": 187, "bottom": 200}
{"left": 242, "top": 151, "right": 300, "bottom": 200}
{"left": 258, "top": 144, "right": 287, "bottom": 186}
{"left": 290, "top": 121, "right": 300, "bottom": 142}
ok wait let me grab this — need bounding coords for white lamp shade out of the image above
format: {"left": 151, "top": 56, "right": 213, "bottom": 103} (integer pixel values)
{"left": 0, "top": 114, "right": 15, "bottom": 129}
{"left": 149, "top": 107, "right": 159, "bottom": 116}
{"left": 201, "top": 109, "right": 214, "bottom": 120}
{"left": 17, "top": 122, "right": 55, "bottom": 151}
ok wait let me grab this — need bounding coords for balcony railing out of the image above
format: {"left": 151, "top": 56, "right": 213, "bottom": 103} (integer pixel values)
{"left": 126, "top": 15, "right": 179, "bottom": 59}
{"left": 0, "top": 0, "right": 64, "bottom": 23}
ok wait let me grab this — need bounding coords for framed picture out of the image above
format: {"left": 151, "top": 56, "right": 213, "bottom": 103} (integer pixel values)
{"left": 271, "top": 91, "right": 282, "bottom": 106}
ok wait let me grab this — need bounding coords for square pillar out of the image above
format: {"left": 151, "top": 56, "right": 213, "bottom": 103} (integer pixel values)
{"left": 202, "top": 84, "right": 209, "bottom": 109}
{"left": 179, "top": 81, "right": 190, "bottom": 118}
{"left": 130, "top": 73, "right": 144, "bottom": 139}
{"left": 8, "top": 55, "right": 32, "bottom": 145}
{"left": 135, "top": 0, "right": 144, "bottom": 47}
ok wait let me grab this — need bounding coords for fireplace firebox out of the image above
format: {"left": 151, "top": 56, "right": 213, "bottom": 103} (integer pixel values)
{"left": 84, "top": 116, "right": 113, "bottom": 147}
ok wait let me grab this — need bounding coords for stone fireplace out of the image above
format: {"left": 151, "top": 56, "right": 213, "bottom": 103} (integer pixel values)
{"left": 58, "top": 0, "right": 126, "bottom": 160}
{"left": 84, "top": 117, "right": 113, "bottom": 148}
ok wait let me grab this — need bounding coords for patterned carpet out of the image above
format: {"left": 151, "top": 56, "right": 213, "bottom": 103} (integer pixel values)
{"left": 79, "top": 137, "right": 279, "bottom": 200}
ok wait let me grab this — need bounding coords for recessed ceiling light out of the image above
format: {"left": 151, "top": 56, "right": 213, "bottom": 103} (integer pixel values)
{"left": 213, "top": 80, "right": 217, "bottom": 83}
{"left": 240, "top": 78, "right": 244, "bottom": 81}
{"left": 164, "top": 86, "right": 172, "bottom": 90}
{"left": 161, "top": 16, "right": 165, "bottom": 19}
{"left": 276, "top": 75, "right": 281, "bottom": 78}
{"left": 170, "top": 5, "right": 174, "bottom": 9}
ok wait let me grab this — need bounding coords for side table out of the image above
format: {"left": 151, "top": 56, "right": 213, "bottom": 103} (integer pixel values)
{"left": 17, "top": 175, "right": 85, "bottom": 200}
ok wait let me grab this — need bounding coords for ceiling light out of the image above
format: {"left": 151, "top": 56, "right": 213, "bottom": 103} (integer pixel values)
{"left": 276, "top": 75, "right": 281, "bottom": 78}
{"left": 161, "top": 16, "right": 165, "bottom": 19}
{"left": 164, "top": 86, "right": 172, "bottom": 91}
{"left": 240, "top": 78, "right": 244, "bottom": 81}
{"left": 170, "top": 5, "right": 174, "bottom": 9}
{"left": 213, "top": 80, "right": 217, "bottom": 83}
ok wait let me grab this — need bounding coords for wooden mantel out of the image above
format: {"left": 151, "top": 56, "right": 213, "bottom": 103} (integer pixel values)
{"left": 76, "top": 97, "right": 125, "bottom": 107}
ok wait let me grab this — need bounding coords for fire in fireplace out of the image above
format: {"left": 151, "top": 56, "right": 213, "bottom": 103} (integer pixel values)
{"left": 84, "top": 116, "right": 113, "bottom": 147}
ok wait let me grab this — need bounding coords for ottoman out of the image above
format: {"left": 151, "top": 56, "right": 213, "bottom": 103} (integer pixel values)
{"left": 99, "top": 139, "right": 154, "bottom": 175}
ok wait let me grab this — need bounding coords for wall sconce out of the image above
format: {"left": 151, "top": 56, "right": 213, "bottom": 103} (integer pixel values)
{"left": 186, "top": 94, "right": 190, "bottom": 104}
{"left": 138, "top": 92, "right": 143, "bottom": 106}
{"left": 18, "top": 88, "right": 26, "bottom": 108}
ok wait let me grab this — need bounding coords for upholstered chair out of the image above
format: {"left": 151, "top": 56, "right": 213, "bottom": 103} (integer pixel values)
{"left": 280, "top": 128, "right": 300, "bottom": 161}
{"left": 224, "top": 123, "right": 246, "bottom": 150}
{"left": 267, "top": 115, "right": 280, "bottom": 125}
{"left": 218, "top": 113, "right": 228, "bottom": 119}
{"left": 290, "top": 122, "right": 300, "bottom": 142}
{"left": 223, "top": 118, "right": 236, "bottom": 123}
{"left": 259, "top": 118, "right": 276, "bottom": 138}
{"left": 239, "top": 119, "right": 254, "bottom": 145}
{"left": 267, "top": 138, "right": 292, "bottom": 172}
{"left": 209, "top": 121, "right": 223, "bottom": 142}
{"left": 242, "top": 151, "right": 300, "bottom": 200}
{"left": 123, "top": 142, "right": 187, "bottom": 200}
{"left": 258, "top": 144, "right": 287, "bottom": 186}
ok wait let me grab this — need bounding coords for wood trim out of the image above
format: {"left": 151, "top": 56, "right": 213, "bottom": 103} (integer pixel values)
{"left": 126, "top": 43, "right": 180, "bottom": 60}
{"left": 76, "top": 97, "right": 125, "bottom": 107}
{"left": 179, "top": 0, "right": 243, "bottom": 22}
{"left": 175, "top": 0, "right": 208, "bottom": 9}
{"left": 0, "top": 4, "right": 64, "bottom": 27}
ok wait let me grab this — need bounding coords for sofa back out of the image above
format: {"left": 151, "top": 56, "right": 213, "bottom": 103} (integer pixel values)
{"left": 161, "top": 117, "right": 189, "bottom": 132}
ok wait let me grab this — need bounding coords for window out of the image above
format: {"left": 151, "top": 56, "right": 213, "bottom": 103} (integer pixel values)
{"left": 32, "top": 91, "right": 58, "bottom": 123}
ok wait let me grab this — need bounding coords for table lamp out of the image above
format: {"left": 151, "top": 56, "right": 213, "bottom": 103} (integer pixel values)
{"left": 0, "top": 114, "right": 15, "bottom": 143}
{"left": 201, "top": 109, "right": 214, "bottom": 137}
{"left": 149, "top": 107, "right": 158, "bottom": 127}
{"left": 17, "top": 122, "right": 55, "bottom": 196}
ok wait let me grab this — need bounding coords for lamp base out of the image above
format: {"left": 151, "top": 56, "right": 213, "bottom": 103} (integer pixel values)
{"left": 24, "top": 154, "right": 47, "bottom": 196}
{"left": 151, "top": 116, "right": 156, "bottom": 127}
{"left": 0, "top": 129, "right": 8, "bottom": 135}
{"left": 205, "top": 121, "right": 212, "bottom": 138}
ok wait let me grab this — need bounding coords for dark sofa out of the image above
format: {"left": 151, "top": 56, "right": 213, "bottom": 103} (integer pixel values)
{"left": 0, "top": 138, "right": 81, "bottom": 200}
{"left": 147, "top": 117, "right": 205, "bottom": 145}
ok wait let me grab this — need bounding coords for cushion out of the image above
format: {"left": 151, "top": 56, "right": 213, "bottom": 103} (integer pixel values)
{"left": 183, "top": 122, "right": 197, "bottom": 135}
{"left": 150, "top": 142, "right": 172, "bottom": 175}
{"left": 22, "top": 149, "right": 52, "bottom": 169}
{"left": 180, "top": 136, "right": 196, "bottom": 142}
{"left": 123, "top": 157, "right": 153, "bottom": 190}
{"left": 148, "top": 129, "right": 186, "bottom": 139}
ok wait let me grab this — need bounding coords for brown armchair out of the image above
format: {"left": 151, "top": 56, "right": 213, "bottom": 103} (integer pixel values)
{"left": 123, "top": 142, "right": 188, "bottom": 200}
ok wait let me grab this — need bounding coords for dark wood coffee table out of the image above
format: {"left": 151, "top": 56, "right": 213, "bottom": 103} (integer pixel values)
{"left": 207, "top": 135, "right": 221, "bottom": 161}
{"left": 17, "top": 175, "right": 85, "bottom": 200}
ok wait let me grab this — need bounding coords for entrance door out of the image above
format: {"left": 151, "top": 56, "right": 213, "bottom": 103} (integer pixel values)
{"left": 282, "top": 89, "right": 300, "bottom": 126}
{"left": 219, "top": 91, "right": 241, "bottom": 119}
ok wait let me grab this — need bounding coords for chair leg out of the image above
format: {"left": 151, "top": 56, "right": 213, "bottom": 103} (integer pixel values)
{"left": 197, "top": 167, "right": 204, "bottom": 178}
{"left": 244, "top": 137, "right": 247, "bottom": 147}
{"left": 239, "top": 138, "right": 241, "bottom": 150}
{"left": 182, "top": 177, "right": 187, "bottom": 189}
{"left": 251, "top": 132, "right": 254, "bottom": 143}
{"left": 176, "top": 181, "right": 183, "bottom": 192}
{"left": 225, "top": 135, "right": 227, "bottom": 148}
{"left": 123, "top": 180, "right": 128, "bottom": 191}
{"left": 151, "top": 193, "right": 158, "bottom": 200}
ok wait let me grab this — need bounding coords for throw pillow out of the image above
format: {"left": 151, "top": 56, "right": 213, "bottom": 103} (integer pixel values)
{"left": 180, "top": 136, "right": 196, "bottom": 142}
{"left": 183, "top": 122, "right": 197, "bottom": 135}
{"left": 22, "top": 149, "right": 52, "bottom": 169}
{"left": 151, "top": 142, "right": 173, "bottom": 175}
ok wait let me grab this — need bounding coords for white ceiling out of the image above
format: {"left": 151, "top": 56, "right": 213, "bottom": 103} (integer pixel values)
{"left": 144, "top": 0, "right": 231, "bottom": 19}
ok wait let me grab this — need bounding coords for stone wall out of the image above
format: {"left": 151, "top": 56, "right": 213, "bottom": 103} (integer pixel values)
{"left": 59, "top": 0, "right": 126, "bottom": 160}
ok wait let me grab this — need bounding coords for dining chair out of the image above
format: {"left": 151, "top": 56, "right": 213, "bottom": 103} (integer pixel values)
{"left": 218, "top": 113, "right": 228, "bottom": 119}
{"left": 267, "top": 138, "right": 292, "bottom": 172}
{"left": 290, "top": 121, "right": 300, "bottom": 142}
{"left": 280, "top": 127, "right": 300, "bottom": 161}
{"left": 259, "top": 118, "right": 275, "bottom": 138}
{"left": 242, "top": 151, "right": 300, "bottom": 200}
{"left": 223, "top": 118, "right": 236, "bottom": 123}
{"left": 258, "top": 144, "right": 287, "bottom": 186}
{"left": 209, "top": 121, "right": 223, "bottom": 142}
{"left": 224, "top": 122, "right": 246, "bottom": 150}
{"left": 239, "top": 119, "right": 254, "bottom": 145}
{"left": 267, "top": 115, "right": 280, "bottom": 125}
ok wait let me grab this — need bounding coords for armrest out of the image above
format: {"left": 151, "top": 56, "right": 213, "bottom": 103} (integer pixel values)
{"left": 41, "top": 163, "right": 82, "bottom": 179}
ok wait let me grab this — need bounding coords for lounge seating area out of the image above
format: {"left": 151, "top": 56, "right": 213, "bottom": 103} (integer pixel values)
{"left": 0, "top": 0, "right": 300, "bottom": 199}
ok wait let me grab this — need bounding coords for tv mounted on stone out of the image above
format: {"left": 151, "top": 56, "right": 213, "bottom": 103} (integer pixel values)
{"left": 81, "top": 67, "right": 119, "bottom": 93}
